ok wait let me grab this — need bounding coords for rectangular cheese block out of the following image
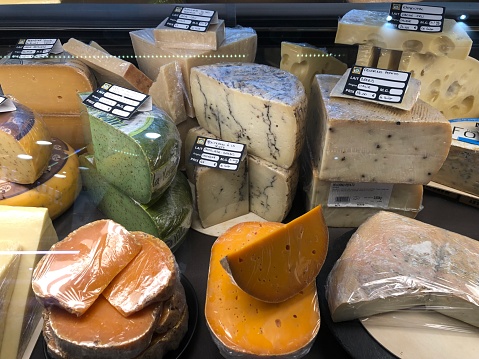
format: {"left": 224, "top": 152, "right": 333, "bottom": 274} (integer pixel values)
{"left": 307, "top": 74, "right": 452, "bottom": 184}
{"left": 0, "top": 205, "right": 58, "bottom": 359}
{"left": 63, "top": 38, "right": 152, "bottom": 94}
{"left": 153, "top": 18, "right": 225, "bottom": 51}
{"left": 355, "top": 44, "right": 380, "bottom": 67}
{"left": 191, "top": 63, "right": 307, "bottom": 169}
{"left": 335, "top": 9, "right": 472, "bottom": 60}
{"left": 326, "top": 211, "right": 479, "bottom": 328}
{"left": 280, "top": 41, "right": 347, "bottom": 95}
{"left": 356, "top": 45, "right": 402, "bottom": 71}
{"left": 0, "top": 53, "right": 96, "bottom": 114}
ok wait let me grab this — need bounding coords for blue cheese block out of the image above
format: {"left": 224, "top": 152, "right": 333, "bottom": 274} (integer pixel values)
{"left": 79, "top": 155, "right": 193, "bottom": 252}
{"left": 85, "top": 102, "right": 181, "bottom": 204}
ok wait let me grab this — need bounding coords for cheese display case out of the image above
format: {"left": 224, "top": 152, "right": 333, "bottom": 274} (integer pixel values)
{"left": 0, "top": 2, "right": 478, "bottom": 359}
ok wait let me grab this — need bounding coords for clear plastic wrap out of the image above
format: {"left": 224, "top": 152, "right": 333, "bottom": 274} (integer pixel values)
{"left": 326, "top": 211, "right": 479, "bottom": 329}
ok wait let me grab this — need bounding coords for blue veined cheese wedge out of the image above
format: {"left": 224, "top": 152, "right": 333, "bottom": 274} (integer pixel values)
{"left": 84, "top": 101, "right": 181, "bottom": 204}
{"left": 79, "top": 155, "right": 192, "bottom": 252}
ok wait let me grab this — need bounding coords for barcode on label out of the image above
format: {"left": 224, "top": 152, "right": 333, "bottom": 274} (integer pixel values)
{"left": 335, "top": 196, "right": 351, "bottom": 203}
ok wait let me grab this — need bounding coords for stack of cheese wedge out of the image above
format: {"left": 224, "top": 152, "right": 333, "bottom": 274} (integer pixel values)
{"left": 205, "top": 206, "right": 329, "bottom": 358}
{"left": 32, "top": 219, "right": 189, "bottom": 359}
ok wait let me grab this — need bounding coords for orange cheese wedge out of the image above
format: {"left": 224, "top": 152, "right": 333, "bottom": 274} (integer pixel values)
{"left": 206, "top": 221, "right": 321, "bottom": 357}
{"left": 220, "top": 206, "right": 328, "bottom": 303}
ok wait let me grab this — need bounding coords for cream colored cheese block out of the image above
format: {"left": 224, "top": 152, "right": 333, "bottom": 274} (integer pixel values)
{"left": 191, "top": 63, "right": 307, "bottom": 169}
{"left": 63, "top": 38, "right": 152, "bottom": 94}
{"left": 307, "top": 74, "right": 451, "bottom": 184}
{"left": 330, "top": 68, "right": 421, "bottom": 111}
{"left": 280, "top": 41, "right": 347, "bottom": 95}
{"left": 377, "top": 48, "right": 402, "bottom": 70}
{"left": 355, "top": 45, "right": 402, "bottom": 70}
{"left": 177, "top": 117, "right": 199, "bottom": 171}
{"left": 355, "top": 44, "right": 380, "bottom": 67}
{"left": 0, "top": 53, "right": 96, "bottom": 114}
{"left": 149, "top": 61, "right": 187, "bottom": 125}
{"left": 0, "top": 205, "right": 58, "bottom": 359}
{"left": 326, "top": 211, "right": 479, "bottom": 328}
{"left": 335, "top": 9, "right": 472, "bottom": 60}
{"left": 154, "top": 18, "right": 225, "bottom": 51}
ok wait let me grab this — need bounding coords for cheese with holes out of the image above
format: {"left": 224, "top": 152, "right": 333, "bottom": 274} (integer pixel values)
{"left": 0, "top": 137, "right": 81, "bottom": 219}
{"left": 32, "top": 219, "right": 141, "bottom": 316}
{"left": 335, "top": 9, "right": 472, "bottom": 60}
{"left": 280, "top": 41, "right": 347, "bottom": 95}
{"left": 191, "top": 63, "right": 307, "bottom": 169}
{"left": 0, "top": 103, "right": 52, "bottom": 184}
{"left": 206, "top": 221, "right": 320, "bottom": 357}
{"left": 307, "top": 74, "right": 451, "bottom": 184}
{"left": 154, "top": 18, "right": 225, "bottom": 51}
{"left": 63, "top": 38, "right": 152, "bottom": 94}
{"left": 149, "top": 61, "right": 187, "bottom": 125}
{"left": 0, "top": 54, "right": 96, "bottom": 114}
{"left": 326, "top": 211, "right": 479, "bottom": 328}
{"left": 221, "top": 206, "right": 328, "bottom": 303}
{"left": 0, "top": 205, "right": 58, "bottom": 359}
{"left": 84, "top": 101, "right": 181, "bottom": 204}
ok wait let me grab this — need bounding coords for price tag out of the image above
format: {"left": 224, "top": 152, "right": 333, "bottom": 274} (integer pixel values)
{"left": 450, "top": 118, "right": 479, "bottom": 146}
{"left": 10, "top": 38, "right": 64, "bottom": 59}
{"left": 164, "top": 6, "right": 218, "bottom": 32}
{"left": 342, "top": 66, "right": 411, "bottom": 105}
{"left": 327, "top": 183, "right": 394, "bottom": 208}
{"left": 389, "top": 3, "right": 445, "bottom": 33}
{"left": 188, "top": 136, "right": 246, "bottom": 171}
{"left": 82, "top": 83, "right": 152, "bottom": 120}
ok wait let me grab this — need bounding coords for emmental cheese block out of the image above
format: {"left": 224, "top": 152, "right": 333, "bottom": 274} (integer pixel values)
{"left": 307, "top": 74, "right": 452, "bottom": 184}
{"left": 280, "top": 41, "right": 347, "bottom": 95}
{"left": 335, "top": 9, "right": 472, "bottom": 60}
{"left": 206, "top": 221, "right": 321, "bottom": 357}
{"left": 0, "top": 103, "right": 52, "bottom": 184}
{"left": 191, "top": 63, "right": 307, "bottom": 169}
{"left": 63, "top": 38, "right": 153, "bottom": 94}
{"left": 221, "top": 206, "right": 328, "bottom": 303}
{"left": 0, "top": 205, "right": 58, "bottom": 359}
{"left": 326, "top": 211, "right": 479, "bottom": 328}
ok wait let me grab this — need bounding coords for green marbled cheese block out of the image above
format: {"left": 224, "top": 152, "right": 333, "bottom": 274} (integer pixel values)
{"left": 79, "top": 155, "right": 193, "bottom": 252}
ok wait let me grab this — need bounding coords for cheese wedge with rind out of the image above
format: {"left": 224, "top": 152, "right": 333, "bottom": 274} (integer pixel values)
{"left": 221, "top": 206, "right": 328, "bottom": 303}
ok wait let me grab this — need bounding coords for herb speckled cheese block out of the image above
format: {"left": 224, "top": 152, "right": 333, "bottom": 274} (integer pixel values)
{"left": 191, "top": 63, "right": 307, "bottom": 169}
{"left": 335, "top": 9, "right": 472, "bottom": 60}
{"left": 85, "top": 103, "right": 181, "bottom": 204}
{"left": 79, "top": 155, "right": 192, "bottom": 252}
{"left": 307, "top": 74, "right": 452, "bottom": 184}
{"left": 0, "top": 102, "right": 52, "bottom": 184}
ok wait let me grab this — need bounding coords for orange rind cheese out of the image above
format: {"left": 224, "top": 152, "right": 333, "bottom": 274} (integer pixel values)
{"left": 221, "top": 206, "right": 328, "bottom": 303}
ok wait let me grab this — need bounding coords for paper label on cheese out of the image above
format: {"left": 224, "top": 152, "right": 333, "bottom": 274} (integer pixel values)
{"left": 164, "top": 6, "right": 218, "bottom": 32}
{"left": 341, "top": 66, "right": 411, "bottom": 104}
{"left": 450, "top": 118, "right": 479, "bottom": 146}
{"left": 188, "top": 136, "right": 246, "bottom": 171}
{"left": 389, "top": 3, "right": 445, "bottom": 33}
{"left": 327, "top": 182, "right": 394, "bottom": 208}
{"left": 10, "top": 38, "right": 64, "bottom": 59}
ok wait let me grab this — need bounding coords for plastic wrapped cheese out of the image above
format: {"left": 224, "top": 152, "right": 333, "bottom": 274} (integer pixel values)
{"left": 326, "top": 211, "right": 479, "bottom": 328}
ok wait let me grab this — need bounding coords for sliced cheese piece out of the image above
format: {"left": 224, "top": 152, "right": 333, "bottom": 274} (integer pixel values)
{"left": 0, "top": 53, "right": 96, "bottom": 114}
{"left": 130, "top": 26, "right": 257, "bottom": 117}
{"left": 326, "top": 211, "right": 479, "bottom": 328}
{"left": 0, "top": 137, "right": 81, "bottom": 220}
{"left": 307, "top": 74, "right": 452, "bottom": 184}
{"left": 335, "top": 9, "right": 472, "bottom": 60}
{"left": 0, "top": 103, "right": 52, "bottom": 184}
{"left": 177, "top": 116, "right": 199, "bottom": 171}
{"left": 63, "top": 38, "right": 152, "bottom": 94}
{"left": 399, "top": 53, "right": 479, "bottom": 119}
{"left": 191, "top": 63, "right": 307, "bottom": 169}
{"left": 45, "top": 296, "right": 161, "bottom": 359}
{"left": 79, "top": 155, "right": 192, "bottom": 252}
{"left": 330, "top": 68, "right": 421, "bottom": 111}
{"left": 153, "top": 18, "right": 225, "bottom": 51}
{"left": 280, "top": 41, "right": 347, "bottom": 95}
{"left": 149, "top": 61, "right": 187, "bottom": 125}
{"left": 377, "top": 48, "right": 402, "bottom": 70}
{"left": 85, "top": 102, "right": 181, "bottom": 204}
{"left": 221, "top": 206, "right": 328, "bottom": 303}
{"left": 32, "top": 219, "right": 141, "bottom": 316}
{"left": 355, "top": 44, "right": 380, "bottom": 67}
{"left": 206, "top": 221, "right": 320, "bottom": 357}
{"left": 41, "top": 113, "right": 86, "bottom": 150}
{"left": 0, "top": 205, "right": 58, "bottom": 359}
{"left": 102, "top": 231, "right": 178, "bottom": 317}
